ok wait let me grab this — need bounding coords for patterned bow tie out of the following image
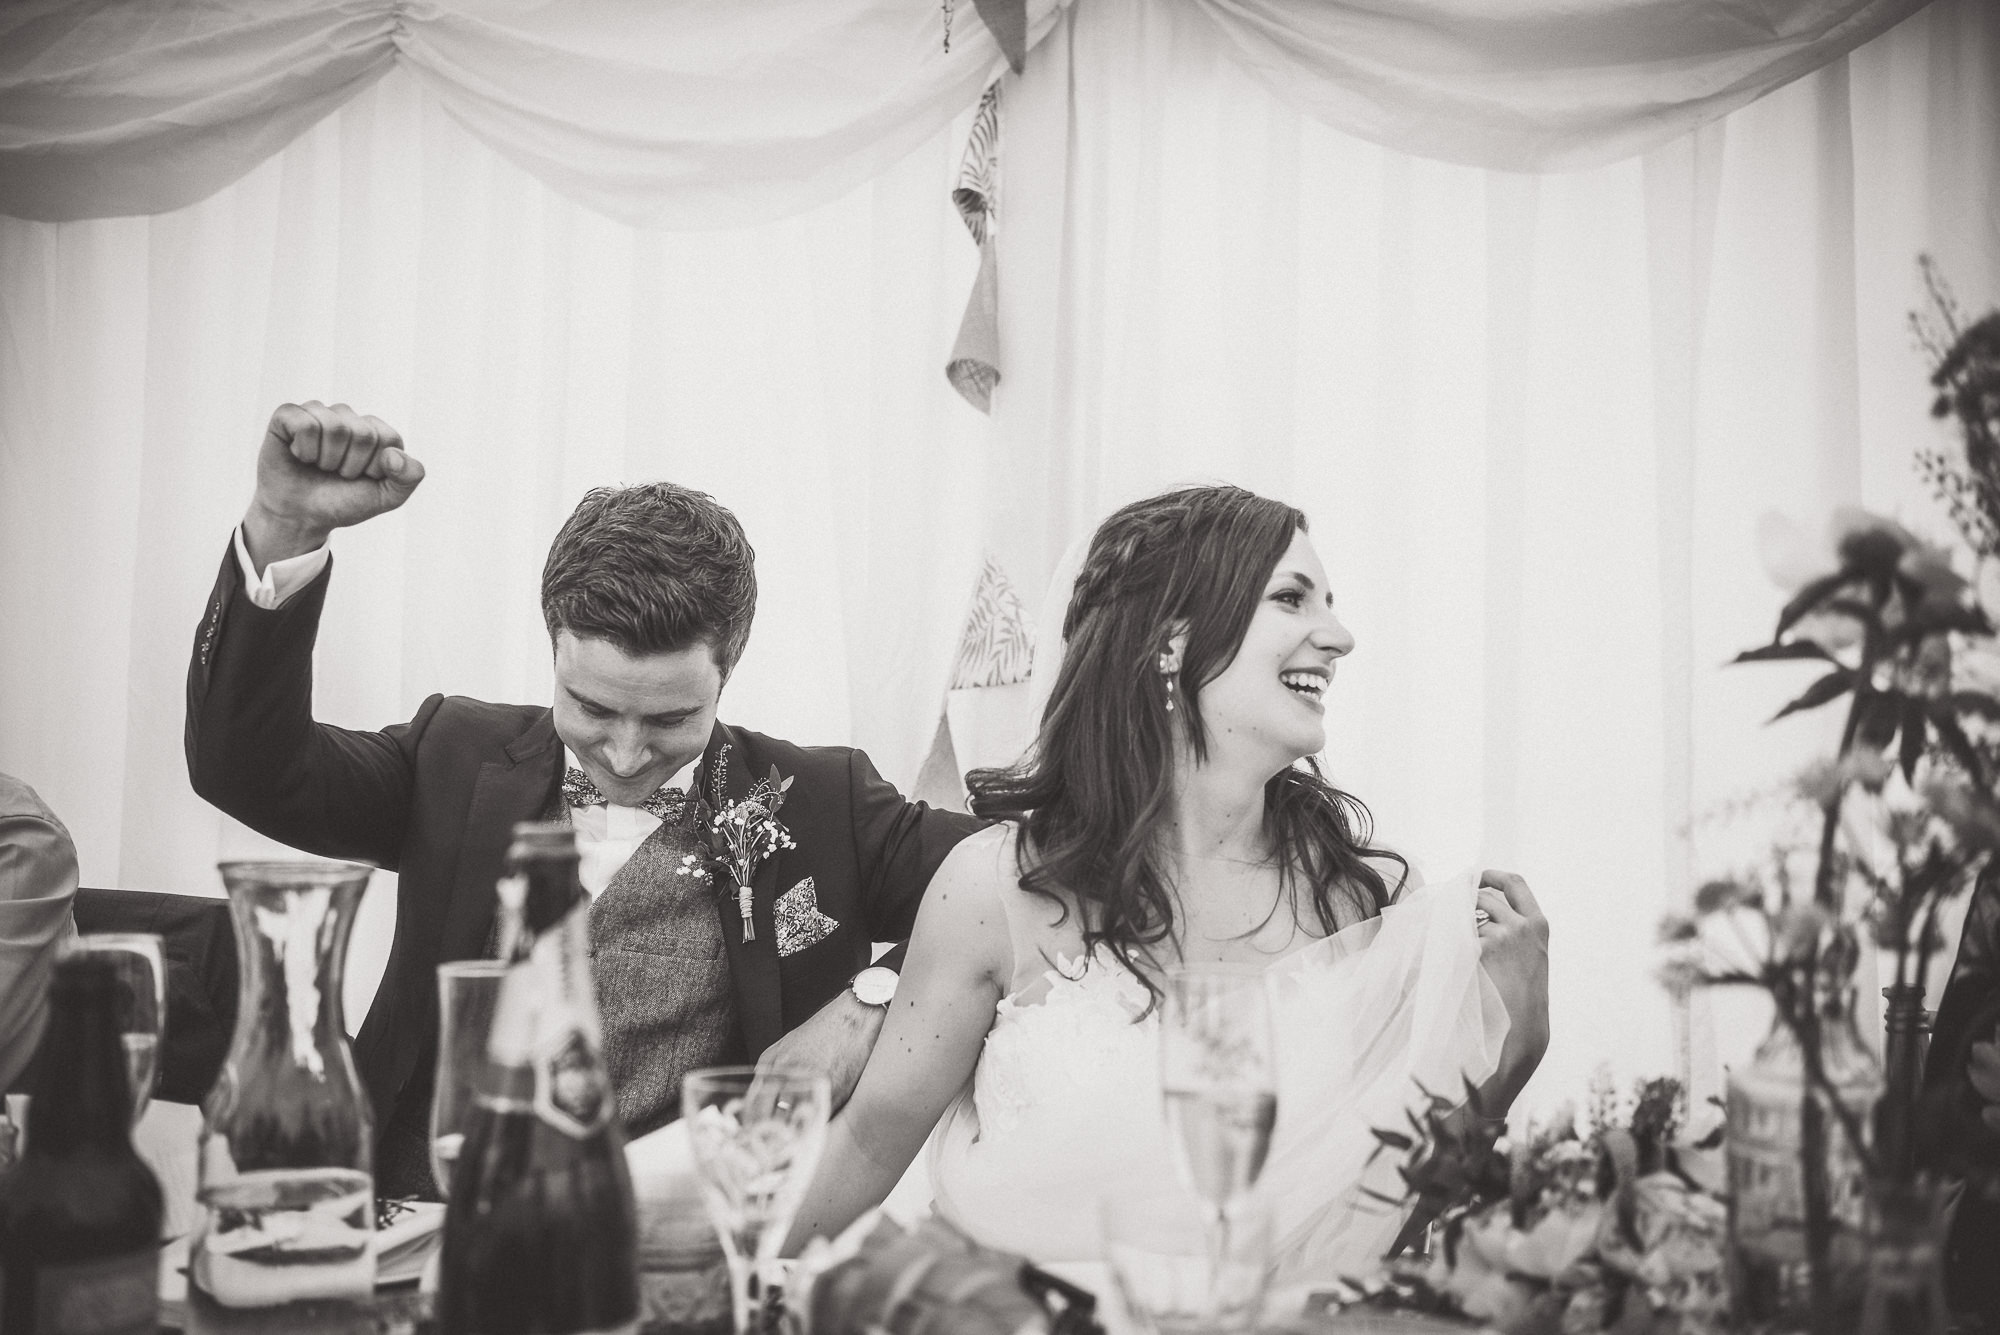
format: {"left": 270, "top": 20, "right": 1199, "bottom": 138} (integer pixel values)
{"left": 562, "top": 767, "right": 688, "bottom": 823}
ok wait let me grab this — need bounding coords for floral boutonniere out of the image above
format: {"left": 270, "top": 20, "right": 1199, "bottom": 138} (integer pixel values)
{"left": 676, "top": 764, "right": 797, "bottom": 943}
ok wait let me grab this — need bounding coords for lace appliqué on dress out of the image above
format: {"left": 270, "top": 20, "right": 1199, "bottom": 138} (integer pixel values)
{"left": 972, "top": 948, "right": 1155, "bottom": 1141}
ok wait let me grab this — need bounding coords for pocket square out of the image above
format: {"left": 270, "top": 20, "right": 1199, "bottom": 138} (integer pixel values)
{"left": 774, "top": 877, "right": 839, "bottom": 957}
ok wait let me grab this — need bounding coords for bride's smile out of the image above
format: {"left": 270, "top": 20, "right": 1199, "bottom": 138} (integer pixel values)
{"left": 1192, "top": 528, "right": 1354, "bottom": 766}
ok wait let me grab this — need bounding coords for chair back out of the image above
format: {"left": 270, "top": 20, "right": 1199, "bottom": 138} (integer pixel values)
{"left": 73, "top": 887, "right": 237, "bottom": 1106}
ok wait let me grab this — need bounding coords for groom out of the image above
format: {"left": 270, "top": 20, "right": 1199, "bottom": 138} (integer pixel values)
{"left": 186, "top": 402, "right": 980, "bottom": 1196}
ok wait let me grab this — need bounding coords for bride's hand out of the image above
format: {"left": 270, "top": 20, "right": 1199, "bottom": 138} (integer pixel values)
{"left": 1476, "top": 870, "right": 1551, "bottom": 1067}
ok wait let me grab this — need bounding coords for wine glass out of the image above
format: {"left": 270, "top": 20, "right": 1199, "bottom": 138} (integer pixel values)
{"left": 62, "top": 933, "right": 165, "bottom": 1124}
{"left": 430, "top": 959, "right": 508, "bottom": 1199}
{"left": 1159, "top": 964, "right": 1277, "bottom": 1315}
{"left": 682, "top": 1067, "right": 831, "bottom": 1335}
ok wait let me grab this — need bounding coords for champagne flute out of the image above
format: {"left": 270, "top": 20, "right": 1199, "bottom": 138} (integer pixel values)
{"left": 682, "top": 1067, "right": 831, "bottom": 1335}
{"left": 62, "top": 933, "right": 165, "bottom": 1124}
{"left": 1102, "top": 1186, "right": 1273, "bottom": 1335}
{"left": 1159, "top": 964, "right": 1277, "bottom": 1318}
{"left": 430, "top": 959, "right": 508, "bottom": 1199}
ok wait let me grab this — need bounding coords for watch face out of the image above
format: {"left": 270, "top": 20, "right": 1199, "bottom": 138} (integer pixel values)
{"left": 852, "top": 967, "right": 897, "bottom": 1006}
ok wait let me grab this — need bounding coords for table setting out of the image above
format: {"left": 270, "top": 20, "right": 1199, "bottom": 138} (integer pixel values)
{"left": 79, "top": 867, "right": 1459, "bottom": 1335}
{"left": 14, "top": 813, "right": 2000, "bottom": 1335}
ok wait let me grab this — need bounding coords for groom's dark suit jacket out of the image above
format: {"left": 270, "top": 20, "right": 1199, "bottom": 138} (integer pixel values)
{"left": 184, "top": 544, "right": 980, "bottom": 1143}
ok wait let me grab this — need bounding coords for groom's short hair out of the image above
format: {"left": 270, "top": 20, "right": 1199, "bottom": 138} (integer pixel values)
{"left": 540, "top": 482, "right": 758, "bottom": 674}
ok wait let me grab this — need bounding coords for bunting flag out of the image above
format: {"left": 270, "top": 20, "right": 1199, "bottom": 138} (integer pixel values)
{"left": 974, "top": 0, "right": 1029, "bottom": 74}
{"left": 951, "top": 82, "right": 1002, "bottom": 245}
{"left": 946, "top": 81, "right": 1004, "bottom": 412}
{"left": 946, "top": 245, "right": 1001, "bottom": 412}
{"left": 950, "top": 555, "right": 1036, "bottom": 690}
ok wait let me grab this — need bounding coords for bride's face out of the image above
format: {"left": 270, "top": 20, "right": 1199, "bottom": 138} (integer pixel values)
{"left": 1192, "top": 529, "right": 1354, "bottom": 768}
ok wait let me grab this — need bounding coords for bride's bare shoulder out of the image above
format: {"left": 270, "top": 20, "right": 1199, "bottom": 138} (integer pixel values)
{"left": 951, "top": 825, "right": 1072, "bottom": 907}
{"left": 925, "top": 824, "right": 1081, "bottom": 961}
{"left": 912, "top": 824, "right": 1023, "bottom": 981}
{"left": 940, "top": 821, "right": 1022, "bottom": 874}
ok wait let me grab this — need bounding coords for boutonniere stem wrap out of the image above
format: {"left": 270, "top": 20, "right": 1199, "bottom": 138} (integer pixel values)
{"left": 676, "top": 765, "right": 797, "bottom": 943}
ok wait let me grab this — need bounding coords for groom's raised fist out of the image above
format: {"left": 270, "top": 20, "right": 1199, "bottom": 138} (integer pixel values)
{"left": 244, "top": 402, "right": 425, "bottom": 568}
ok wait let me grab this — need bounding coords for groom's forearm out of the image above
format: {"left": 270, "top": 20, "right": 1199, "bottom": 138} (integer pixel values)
{"left": 755, "top": 989, "right": 887, "bottom": 1113}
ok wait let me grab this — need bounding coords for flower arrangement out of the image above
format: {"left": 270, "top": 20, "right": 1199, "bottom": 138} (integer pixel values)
{"left": 676, "top": 764, "right": 797, "bottom": 943}
{"left": 1657, "top": 260, "right": 2000, "bottom": 1332}
{"left": 1350, "top": 263, "right": 2000, "bottom": 1335}
{"left": 1352, "top": 1074, "right": 1728, "bottom": 1335}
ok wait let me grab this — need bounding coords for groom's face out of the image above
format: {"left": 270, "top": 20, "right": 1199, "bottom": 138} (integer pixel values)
{"left": 551, "top": 631, "right": 724, "bottom": 805}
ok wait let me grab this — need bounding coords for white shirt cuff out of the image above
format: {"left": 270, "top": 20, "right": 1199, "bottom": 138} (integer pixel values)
{"left": 234, "top": 526, "right": 332, "bottom": 610}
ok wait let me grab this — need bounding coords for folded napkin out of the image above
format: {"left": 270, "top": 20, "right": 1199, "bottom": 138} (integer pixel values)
{"left": 375, "top": 1198, "right": 444, "bottom": 1287}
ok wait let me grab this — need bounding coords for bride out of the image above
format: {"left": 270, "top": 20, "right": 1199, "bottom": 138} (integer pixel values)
{"left": 787, "top": 484, "right": 1550, "bottom": 1278}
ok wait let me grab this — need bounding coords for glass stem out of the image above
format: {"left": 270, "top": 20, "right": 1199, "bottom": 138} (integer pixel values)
{"left": 726, "top": 1252, "right": 771, "bottom": 1335}
{"left": 1205, "top": 1202, "right": 1233, "bottom": 1319}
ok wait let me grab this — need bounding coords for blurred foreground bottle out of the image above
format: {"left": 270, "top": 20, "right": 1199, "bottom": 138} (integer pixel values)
{"left": 438, "top": 822, "right": 640, "bottom": 1335}
{"left": 0, "top": 955, "right": 163, "bottom": 1335}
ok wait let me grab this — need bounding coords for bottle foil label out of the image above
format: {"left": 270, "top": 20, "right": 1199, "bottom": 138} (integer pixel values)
{"left": 488, "top": 900, "right": 613, "bottom": 1139}
{"left": 536, "top": 1027, "right": 612, "bottom": 1138}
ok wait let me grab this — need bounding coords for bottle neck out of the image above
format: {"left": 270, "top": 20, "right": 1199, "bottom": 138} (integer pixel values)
{"left": 520, "top": 855, "right": 584, "bottom": 937}
{"left": 497, "top": 847, "right": 585, "bottom": 963}
{"left": 29, "top": 974, "right": 132, "bottom": 1156}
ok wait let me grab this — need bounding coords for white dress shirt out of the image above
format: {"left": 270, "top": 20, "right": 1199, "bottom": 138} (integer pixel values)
{"left": 232, "top": 528, "right": 698, "bottom": 898}
{"left": 233, "top": 525, "right": 331, "bottom": 610}
{"left": 562, "top": 750, "right": 702, "bottom": 898}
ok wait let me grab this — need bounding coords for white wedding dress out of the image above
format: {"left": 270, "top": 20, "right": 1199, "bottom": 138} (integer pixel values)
{"left": 926, "top": 871, "right": 1509, "bottom": 1283}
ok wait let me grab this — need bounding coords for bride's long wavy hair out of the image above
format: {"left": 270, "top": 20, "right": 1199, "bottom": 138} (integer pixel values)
{"left": 967, "top": 485, "right": 1405, "bottom": 1009}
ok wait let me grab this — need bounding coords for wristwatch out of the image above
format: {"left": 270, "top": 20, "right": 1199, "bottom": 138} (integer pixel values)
{"left": 849, "top": 965, "right": 898, "bottom": 1007}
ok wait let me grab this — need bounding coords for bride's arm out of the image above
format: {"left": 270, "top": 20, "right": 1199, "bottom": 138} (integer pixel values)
{"left": 783, "top": 826, "right": 1014, "bottom": 1251}
{"left": 1469, "top": 869, "right": 1550, "bottom": 1118}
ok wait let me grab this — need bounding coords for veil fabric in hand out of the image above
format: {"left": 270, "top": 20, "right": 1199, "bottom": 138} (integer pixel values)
{"left": 926, "top": 870, "right": 1510, "bottom": 1282}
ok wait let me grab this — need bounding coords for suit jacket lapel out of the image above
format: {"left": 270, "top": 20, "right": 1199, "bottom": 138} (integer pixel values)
{"left": 707, "top": 721, "right": 788, "bottom": 1057}
{"left": 437, "top": 710, "right": 563, "bottom": 962}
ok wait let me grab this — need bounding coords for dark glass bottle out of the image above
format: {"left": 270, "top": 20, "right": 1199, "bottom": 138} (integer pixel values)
{"left": 437, "top": 822, "right": 640, "bottom": 1335}
{"left": 0, "top": 955, "right": 164, "bottom": 1335}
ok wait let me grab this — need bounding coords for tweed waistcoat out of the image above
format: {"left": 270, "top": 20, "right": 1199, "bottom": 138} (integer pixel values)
{"left": 376, "top": 804, "right": 742, "bottom": 1198}
{"left": 587, "top": 809, "right": 744, "bottom": 1139}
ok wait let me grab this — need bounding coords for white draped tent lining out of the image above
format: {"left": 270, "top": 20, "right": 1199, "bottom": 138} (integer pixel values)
{"left": 0, "top": 0, "right": 1927, "bottom": 226}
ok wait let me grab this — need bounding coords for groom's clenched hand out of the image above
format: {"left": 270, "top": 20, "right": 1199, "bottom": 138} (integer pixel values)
{"left": 243, "top": 401, "right": 425, "bottom": 569}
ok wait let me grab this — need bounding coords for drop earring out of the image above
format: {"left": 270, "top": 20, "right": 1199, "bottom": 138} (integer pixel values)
{"left": 1159, "top": 652, "right": 1177, "bottom": 713}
